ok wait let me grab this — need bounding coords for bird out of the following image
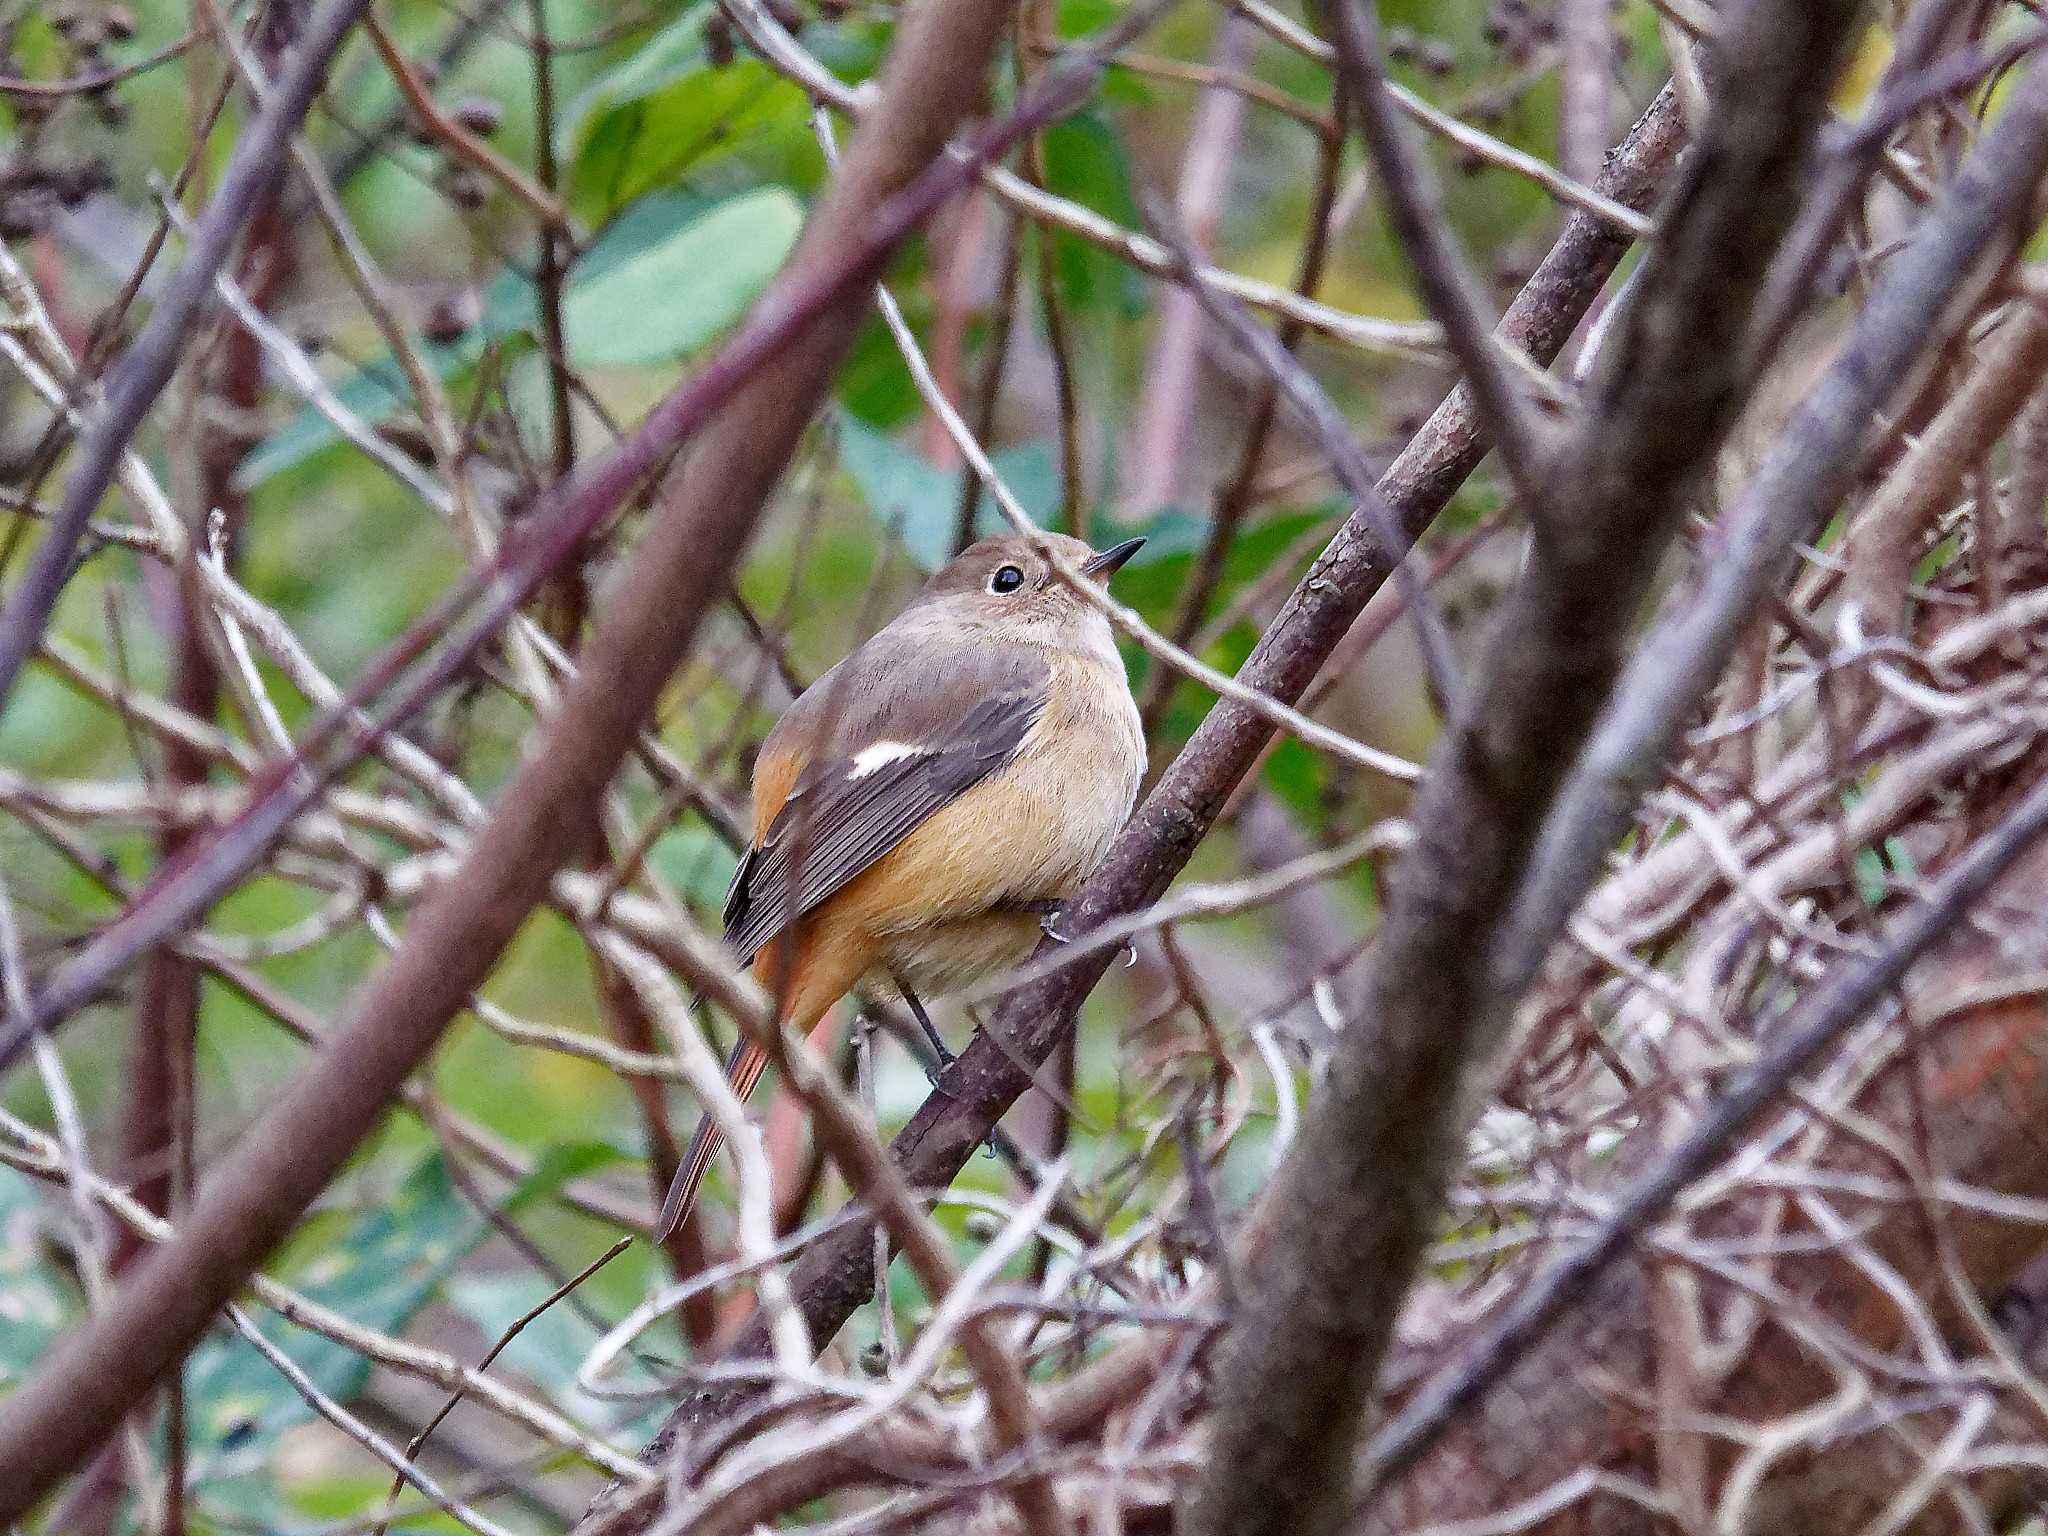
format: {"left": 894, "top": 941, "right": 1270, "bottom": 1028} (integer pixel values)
{"left": 655, "top": 531, "right": 1147, "bottom": 1242}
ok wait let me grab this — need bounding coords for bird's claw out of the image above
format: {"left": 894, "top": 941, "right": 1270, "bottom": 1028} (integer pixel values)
{"left": 1020, "top": 900, "right": 1071, "bottom": 944}
{"left": 920, "top": 1048, "right": 992, "bottom": 1156}
{"left": 1014, "top": 899, "right": 1134, "bottom": 963}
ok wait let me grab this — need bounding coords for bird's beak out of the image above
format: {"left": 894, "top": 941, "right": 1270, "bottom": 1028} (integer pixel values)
{"left": 1081, "top": 537, "right": 1145, "bottom": 579}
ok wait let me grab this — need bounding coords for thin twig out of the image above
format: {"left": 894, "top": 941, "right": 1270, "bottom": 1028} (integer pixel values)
{"left": 360, "top": 7, "right": 571, "bottom": 231}
{"left": 221, "top": 1303, "right": 523, "bottom": 1536}
{"left": 1318, "top": 0, "right": 1550, "bottom": 498}
{"left": 1362, "top": 757, "right": 2048, "bottom": 1496}
{"left": 0, "top": 0, "right": 374, "bottom": 711}
{"left": 1137, "top": 194, "right": 1463, "bottom": 711}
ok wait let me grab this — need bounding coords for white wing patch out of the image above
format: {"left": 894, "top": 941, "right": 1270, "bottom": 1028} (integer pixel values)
{"left": 848, "top": 740, "right": 924, "bottom": 779}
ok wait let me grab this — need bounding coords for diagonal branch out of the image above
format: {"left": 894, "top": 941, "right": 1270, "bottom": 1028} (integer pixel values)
{"left": 1134, "top": 194, "right": 1462, "bottom": 724}
{"left": 583, "top": 77, "right": 1689, "bottom": 1536}
{"left": 0, "top": 0, "right": 374, "bottom": 712}
{"left": 1184, "top": 3, "right": 1870, "bottom": 1533}
{"left": 0, "top": 0, "right": 1051, "bottom": 1512}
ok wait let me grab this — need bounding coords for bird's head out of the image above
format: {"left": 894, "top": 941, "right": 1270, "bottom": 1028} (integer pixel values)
{"left": 909, "top": 532, "right": 1144, "bottom": 651}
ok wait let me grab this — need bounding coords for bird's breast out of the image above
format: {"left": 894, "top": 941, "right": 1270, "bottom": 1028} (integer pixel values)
{"left": 975, "top": 645, "right": 1143, "bottom": 895}
{"left": 875, "top": 912, "right": 1044, "bottom": 1000}
{"left": 837, "top": 642, "right": 1141, "bottom": 998}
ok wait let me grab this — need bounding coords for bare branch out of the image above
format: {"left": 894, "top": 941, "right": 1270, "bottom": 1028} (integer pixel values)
{"left": 0, "top": 0, "right": 1078, "bottom": 1508}
{"left": 1187, "top": 4, "right": 1869, "bottom": 1532}
{"left": 0, "top": 0, "right": 373, "bottom": 709}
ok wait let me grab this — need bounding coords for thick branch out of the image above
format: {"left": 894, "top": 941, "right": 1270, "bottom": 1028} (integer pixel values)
{"left": 1186, "top": 4, "right": 1867, "bottom": 1534}
{"left": 0, "top": 0, "right": 1028, "bottom": 1512}
{"left": 583, "top": 77, "right": 1687, "bottom": 1536}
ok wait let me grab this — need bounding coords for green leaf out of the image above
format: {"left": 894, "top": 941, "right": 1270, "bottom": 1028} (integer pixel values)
{"left": 1854, "top": 836, "right": 1919, "bottom": 907}
{"left": 837, "top": 410, "right": 1067, "bottom": 569}
{"left": 563, "top": 189, "right": 803, "bottom": 366}
{"left": 443, "top": 1272, "right": 597, "bottom": 1405}
{"left": 574, "top": 186, "right": 720, "bottom": 284}
{"left": 445, "top": 1265, "right": 668, "bottom": 1425}
{"left": 1093, "top": 505, "right": 1211, "bottom": 564}
{"left": 1040, "top": 110, "right": 1145, "bottom": 319}
{"left": 0, "top": 1168, "right": 76, "bottom": 1389}
{"left": 1106, "top": 506, "right": 1330, "bottom": 626}
{"left": 502, "top": 1138, "right": 632, "bottom": 1215}
{"left": 234, "top": 188, "right": 795, "bottom": 490}
{"left": 649, "top": 823, "right": 742, "bottom": 909}
{"left": 561, "top": 6, "right": 814, "bottom": 214}
{"left": 556, "top": 4, "right": 714, "bottom": 163}
{"left": 231, "top": 271, "right": 534, "bottom": 492}
{"left": 1261, "top": 735, "right": 1325, "bottom": 819}
{"left": 185, "top": 1152, "right": 477, "bottom": 1455}
{"left": 1053, "top": 0, "right": 1121, "bottom": 38}
{"left": 583, "top": 62, "right": 813, "bottom": 214}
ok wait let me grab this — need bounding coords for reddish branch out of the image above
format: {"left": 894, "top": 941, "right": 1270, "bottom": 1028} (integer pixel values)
{"left": 120, "top": 0, "right": 305, "bottom": 1271}
{"left": 575, "top": 75, "right": 1687, "bottom": 1536}
{"left": 0, "top": 0, "right": 1049, "bottom": 1513}
{"left": 1185, "top": 6, "right": 1868, "bottom": 1533}
{"left": 67, "top": 8, "right": 311, "bottom": 1531}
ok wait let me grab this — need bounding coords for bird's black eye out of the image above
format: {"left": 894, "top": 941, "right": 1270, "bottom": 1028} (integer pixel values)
{"left": 988, "top": 564, "right": 1025, "bottom": 594}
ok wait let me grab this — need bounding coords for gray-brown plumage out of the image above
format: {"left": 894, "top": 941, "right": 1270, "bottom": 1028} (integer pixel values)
{"left": 658, "top": 532, "right": 1145, "bottom": 1240}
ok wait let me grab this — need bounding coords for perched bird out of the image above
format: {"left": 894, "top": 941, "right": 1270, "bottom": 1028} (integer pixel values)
{"left": 656, "top": 532, "right": 1147, "bottom": 1241}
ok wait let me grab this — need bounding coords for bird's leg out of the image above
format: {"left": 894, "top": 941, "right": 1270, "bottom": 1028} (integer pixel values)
{"left": 897, "top": 983, "right": 1000, "bottom": 1157}
{"left": 897, "top": 983, "right": 955, "bottom": 1084}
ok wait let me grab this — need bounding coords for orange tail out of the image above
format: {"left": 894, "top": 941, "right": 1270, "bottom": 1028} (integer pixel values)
{"left": 656, "top": 927, "right": 871, "bottom": 1243}
{"left": 656, "top": 1038, "right": 772, "bottom": 1242}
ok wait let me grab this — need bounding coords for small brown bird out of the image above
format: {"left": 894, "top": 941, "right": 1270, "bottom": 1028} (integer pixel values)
{"left": 656, "top": 532, "right": 1146, "bottom": 1241}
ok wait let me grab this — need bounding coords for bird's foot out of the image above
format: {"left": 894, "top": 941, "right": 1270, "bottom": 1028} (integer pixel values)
{"left": 917, "top": 1043, "right": 993, "bottom": 1161}
{"left": 895, "top": 983, "right": 958, "bottom": 1088}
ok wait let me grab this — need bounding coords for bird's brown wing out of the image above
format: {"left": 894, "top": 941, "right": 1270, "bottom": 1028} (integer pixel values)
{"left": 723, "top": 636, "right": 1049, "bottom": 963}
